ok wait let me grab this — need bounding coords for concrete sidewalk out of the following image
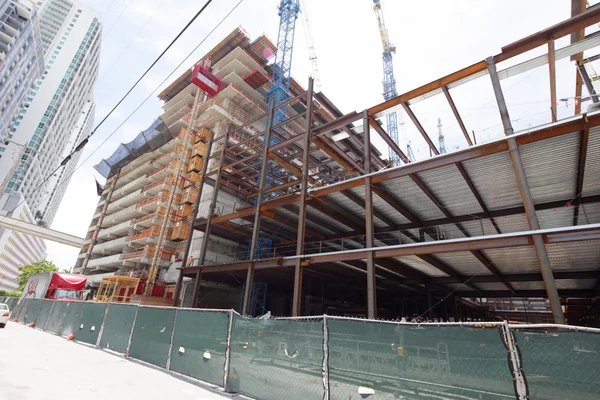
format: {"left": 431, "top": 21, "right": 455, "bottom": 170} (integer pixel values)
{"left": 0, "top": 322, "right": 238, "bottom": 400}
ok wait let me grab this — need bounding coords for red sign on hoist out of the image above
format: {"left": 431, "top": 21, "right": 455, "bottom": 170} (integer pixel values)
{"left": 191, "top": 64, "right": 225, "bottom": 97}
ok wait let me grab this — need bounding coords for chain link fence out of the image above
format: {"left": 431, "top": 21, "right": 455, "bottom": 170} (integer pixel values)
{"left": 5, "top": 297, "right": 600, "bottom": 399}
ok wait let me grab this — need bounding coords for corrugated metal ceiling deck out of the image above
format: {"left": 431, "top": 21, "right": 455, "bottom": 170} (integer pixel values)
{"left": 379, "top": 176, "right": 446, "bottom": 220}
{"left": 416, "top": 164, "right": 484, "bottom": 215}
{"left": 583, "top": 126, "right": 600, "bottom": 197}
{"left": 461, "top": 151, "right": 522, "bottom": 211}
{"left": 520, "top": 132, "right": 579, "bottom": 204}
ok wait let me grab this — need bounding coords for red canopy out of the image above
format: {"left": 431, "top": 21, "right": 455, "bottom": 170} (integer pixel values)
{"left": 49, "top": 273, "right": 86, "bottom": 290}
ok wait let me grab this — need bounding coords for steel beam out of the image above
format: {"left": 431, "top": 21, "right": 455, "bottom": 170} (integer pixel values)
{"left": 402, "top": 103, "right": 439, "bottom": 155}
{"left": 549, "top": 41, "right": 558, "bottom": 122}
{"left": 369, "top": 117, "right": 411, "bottom": 164}
{"left": 193, "top": 123, "right": 228, "bottom": 308}
{"left": 442, "top": 86, "right": 473, "bottom": 146}
{"left": 363, "top": 110, "right": 377, "bottom": 318}
{"left": 292, "top": 79, "right": 314, "bottom": 317}
{"left": 574, "top": 119, "right": 590, "bottom": 225}
{"left": 455, "top": 163, "right": 502, "bottom": 234}
{"left": 242, "top": 100, "right": 276, "bottom": 316}
{"left": 486, "top": 57, "right": 514, "bottom": 135}
{"left": 509, "top": 135, "right": 565, "bottom": 323}
{"left": 488, "top": 55, "right": 564, "bottom": 323}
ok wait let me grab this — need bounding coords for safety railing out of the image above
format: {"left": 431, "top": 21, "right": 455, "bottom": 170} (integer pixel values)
{"left": 6, "top": 297, "right": 600, "bottom": 400}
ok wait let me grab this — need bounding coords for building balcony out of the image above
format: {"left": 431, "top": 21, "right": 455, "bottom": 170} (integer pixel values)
{"left": 106, "top": 188, "right": 151, "bottom": 215}
{"left": 98, "top": 220, "right": 134, "bottom": 238}
{"left": 111, "top": 174, "right": 152, "bottom": 201}
{"left": 85, "top": 253, "right": 123, "bottom": 270}
{"left": 92, "top": 236, "right": 130, "bottom": 255}
{"left": 114, "top": 159, "right": 156, "bottom": 190}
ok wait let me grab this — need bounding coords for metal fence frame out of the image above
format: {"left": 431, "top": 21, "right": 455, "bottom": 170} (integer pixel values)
{"left": 7, "top": 297, "right": 600, "bottom": 400}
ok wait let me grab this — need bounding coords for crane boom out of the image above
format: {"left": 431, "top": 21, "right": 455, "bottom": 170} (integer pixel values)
{"left": 372, "top": 0, "right": 403, "bottom": 165}
{"left": 299, "top": 0, "right": 321, "bottom": 88}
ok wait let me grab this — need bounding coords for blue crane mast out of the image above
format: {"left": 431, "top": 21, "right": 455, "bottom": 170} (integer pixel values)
{"left": 257, "top": 0, "right": 300, "bottom": 203}
{"left": 268, "top": 0, "right": 300, "bottom": 136}
{"left": 372, "top": 0, "right": 402, "bottom": 165}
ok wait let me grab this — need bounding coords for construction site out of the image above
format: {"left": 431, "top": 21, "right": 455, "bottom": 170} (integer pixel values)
{"left": 62, "top": 2, "right": 600, "bottom": 328}
{"left": 6, "top": 2, "right": 600, "bottom": 400}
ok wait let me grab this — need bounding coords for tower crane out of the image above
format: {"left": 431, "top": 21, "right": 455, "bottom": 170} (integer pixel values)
{"left": 299, "top": 0, "right": 321, "bottom": 88}
{"left": 372, "top": 0, "right": 405, "bottom": 165}
{"left": 268, "top": 0, "right": 301, "bottom": 136}
{"left": 437, "top": 118, "right": 447, "bottom": 154}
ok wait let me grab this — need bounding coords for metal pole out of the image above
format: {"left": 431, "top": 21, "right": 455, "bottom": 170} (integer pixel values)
{"left": 241, "top": 99, "right": 276, "bottom": 316}
{"left": 81, "top": 169, "right": 121, "bottom": 275}
{"left": 363, "top": 109, "right": 377, "bottom": 319}
{"left": 488, "top": 56, "right": 565, "bottom": 324}
{"left": 172, "top": 128, "right": 216, "bottom": 307}
{"left": 292, "top": 78, "right": 314, "bottom": 317}
{"left": 192, "top": 123, "right": 227, "bottom": 307}
{"left": 485, "top": 57, "right": 514, "bottom": 135}
{"left": 548, "top": 41, "right": 558, "bottom": 122}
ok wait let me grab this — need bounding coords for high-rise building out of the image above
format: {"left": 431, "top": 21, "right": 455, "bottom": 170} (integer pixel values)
{"left": 0, "top": 0, "right": 100, "bottom": 291}
{"left": 0, "top": 0, "right": 101, "bottom": 226}
{"left": 0, "top": 0, "right": 45, "bottom": 146}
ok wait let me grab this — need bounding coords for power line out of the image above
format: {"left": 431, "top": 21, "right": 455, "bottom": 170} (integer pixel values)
{"left": 0, "top": 0, "right": 245, "bottom": 231}
{"left": 0, "top": 0, "right": 218, "bottom": 222}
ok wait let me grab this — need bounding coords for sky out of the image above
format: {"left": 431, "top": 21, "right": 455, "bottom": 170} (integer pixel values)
{"left": 45, "top": 0, "right": 592, "bottom": 270}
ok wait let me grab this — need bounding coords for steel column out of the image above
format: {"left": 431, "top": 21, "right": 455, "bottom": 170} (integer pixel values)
{"left": 192, "top": 122, "right": 227, "bottom": 308}
{"left": 548, "top": 41, "right": 558, "bottom": 122}
{"left": 292, "top": 78, "right": 314, "bottom": 317}
{"left": 486, "top": 57, "right": 514, "bottom": 135}
{"left": 81, "top": 169, "right": 121, "bottom": 275}
{"left": 241, "top": 99, "right": 276, "bottom": 316}
{"left": 488, "top": 55, "right": 565, "bottom": 323}
{"left": 574, "top": 119, "right": 590, "bottom": 225}
{"left": 173, "top": 128, "right": 216, "bottom": 306}
{"left": 508, "top": 136, "right": 565, "bottom": 323}
{"left": 363, "top": 110, "right": 377, "bottom": 318}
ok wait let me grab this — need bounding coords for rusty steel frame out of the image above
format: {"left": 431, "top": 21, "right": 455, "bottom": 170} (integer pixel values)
{"left": 487, "top": 55, "right": 565, "bottom": 323}
{"left": 292, "top": 78, "right": 314, "bottom": 317}
{"left": 241, "top": 99, "right": 277, "bottom": 316}
{"left": 192, "top": 124, "right": 229, "bottom": 308}
{"left": 183, "top": 11, "right": 600, "bottom": 316}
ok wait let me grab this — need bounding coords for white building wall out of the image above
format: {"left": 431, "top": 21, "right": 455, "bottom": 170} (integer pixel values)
{"left": 0, "top": 0, "right": 45, "bottom": 145}
{"left": 0, "top": 193, "right": 47, "bottom": 291}
{"left": 0, "top": 0, "right": 100, "bottom": 225}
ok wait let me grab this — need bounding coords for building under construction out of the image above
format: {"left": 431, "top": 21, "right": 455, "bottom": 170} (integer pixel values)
{"left": 76, "top": 8, "right": 600, "bottom": 326}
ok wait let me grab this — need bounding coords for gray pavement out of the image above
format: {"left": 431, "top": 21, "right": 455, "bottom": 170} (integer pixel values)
{"left": 0, "top": 322, "right": 237, "bottom": 400}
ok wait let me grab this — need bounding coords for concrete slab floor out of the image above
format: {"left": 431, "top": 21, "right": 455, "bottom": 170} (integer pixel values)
{"left": 0, "top": 322, "right": 243, "bottom": 400}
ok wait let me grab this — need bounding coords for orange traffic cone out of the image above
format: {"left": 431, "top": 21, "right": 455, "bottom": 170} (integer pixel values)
{"left": 28, "top": 321, "right": 35, "bottom": 328}
{"left": 66, "top": 333, "right": 75, "bottom": 341}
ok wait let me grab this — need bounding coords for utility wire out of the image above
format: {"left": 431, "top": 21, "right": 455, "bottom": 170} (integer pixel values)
{"left": 0, "top": 0, "right": 241, "bottom": 226}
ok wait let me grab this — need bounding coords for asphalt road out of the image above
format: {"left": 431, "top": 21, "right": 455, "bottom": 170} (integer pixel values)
{"left": 0, "top": 322, "right": 239, "bottom": 400}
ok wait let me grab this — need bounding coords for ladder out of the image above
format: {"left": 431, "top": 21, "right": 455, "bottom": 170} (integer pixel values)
{"left": 144, "top": 87, "right": 204, "bottom": 296}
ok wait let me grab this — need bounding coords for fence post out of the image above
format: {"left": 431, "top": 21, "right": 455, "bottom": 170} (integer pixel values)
{"left": 502, "top": 322, "right": 528, "bottom": 399}
{"left": 125, "top": 305, "right": 140, "bottom": 357}
{"left": 166, "top": 308, "right": 178, "bottom": 371}
{"left": 43, "top": 300, "right": 56, "bottom": 331}
{"left": 58, "top": 302, "right": 70, "bottom": 336}
{"left": 322, "top": 314, "right": 330, "bottom": 400}
{"left": 95, "top": 303, "right": 110, "bottom": 348}
{"left": 223, "top": 309, "right": 234, "bottom": 391}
